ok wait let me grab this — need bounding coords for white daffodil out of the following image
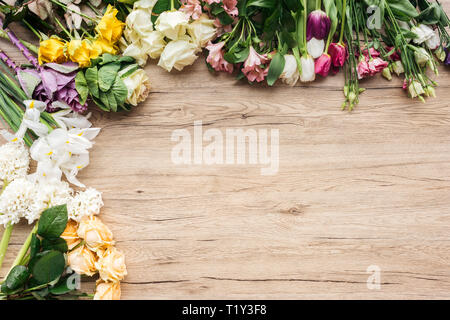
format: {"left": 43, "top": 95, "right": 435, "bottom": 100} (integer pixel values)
{"left": 33, "top": 159, "right": 63, "bottom": 183}
{"left": 307, "top": 37, "right": 325, "bottom": 59}
{"left": 300, "top": 55, "right": 316, "bottom": 82}
{"left": 50, "top": 101, "right": 92, "bottom": 130}
{"left": 61, "top": 153, "right": 90, "bottom": 187}
{"left": 13, "top": 100, "right": 49, "bottom": 140}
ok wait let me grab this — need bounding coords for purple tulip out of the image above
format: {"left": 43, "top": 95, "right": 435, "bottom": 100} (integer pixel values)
{"left": 445, "top": 47, "right": 450, "bottom": 66}
{"left": 307, "top": 10, "right": 331, "bottom": 41}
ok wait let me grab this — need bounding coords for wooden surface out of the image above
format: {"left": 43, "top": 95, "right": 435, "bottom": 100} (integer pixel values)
{"left": 1, "top": 5, "right": 450, "bottom": 299}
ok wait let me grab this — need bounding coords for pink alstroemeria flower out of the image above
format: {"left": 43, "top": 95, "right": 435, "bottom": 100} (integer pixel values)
{"left": 314, "top": 53, "right": 332, "bottom": 77}
{"left": 181, "top": 0, "right": 203, "bottom": 20}
{"left": 242, "top": 46, "right": 269, "bottom": 82}
{"left": 368, "top": 58, "right": 388, "bottom": 76}
{"left": 206, "top": 41, "right": 233, "bottom": 73}
{"left": 223, "top": 0, "right": 238, "bottom": 16}
{"left": 357, "top": 56, "right": 371, "bottom": 79}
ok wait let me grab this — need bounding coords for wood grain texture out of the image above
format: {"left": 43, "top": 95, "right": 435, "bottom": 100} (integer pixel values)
{"left": 1, "top": 3, "right": 450, "bottom": 299}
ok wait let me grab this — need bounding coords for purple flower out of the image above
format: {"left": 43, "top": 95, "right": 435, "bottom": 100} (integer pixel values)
{"left": 30, "top": 62, "right": 87, "bottom": 113}
{"left": 307, "top": 10, "right": 331, "bottom": 41}
{"left": 445, "top": 47, "right": 450, "bottom": 66}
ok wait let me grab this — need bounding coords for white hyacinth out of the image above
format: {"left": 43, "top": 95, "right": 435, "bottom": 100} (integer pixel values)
{"left": 0, "top": 178, "right": 46, "bottom": 227}
{"left": 67, "top": 188, "right": 103, "bottom": 222}
{"left": 0, "top": 141, "right": 30, "bottom": 183}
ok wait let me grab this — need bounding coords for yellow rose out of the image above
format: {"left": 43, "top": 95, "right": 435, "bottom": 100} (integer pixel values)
{"left": 67, "top": 39, "right": 98, "bottom": 68}
{"left": 94, "top": 281, "right": 121, "bottom": 300}
{"left": 95, "top": 247, "right": 127, "bottom": 282}
{"left": 95, "top": 5, "right": 124, "bottom": 44}
{"left": 77, "top": 215, "right": 114, "bottom": 252}
{"left": 61, "top": 220, "right": 81, "bottom": 250}
{"left": 92, "top": 38, "right": 118, "bottom": 56}
{"left": 67, "top": 245, "right": 97, "bottom": 276}
{"left": 38, "top": 38, "right": 67, "bottom": 65}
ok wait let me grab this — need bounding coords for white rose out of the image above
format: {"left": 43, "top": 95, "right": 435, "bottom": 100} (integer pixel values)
{"left": 122, "top": 68, "right": 151, "bottom": 106}
{"left": 300, "top": 55, "right": 315, "bottom": 82}
{"left": 158, "top": 39, "right": 198, "bottom": 72}
{"left": 125, "top": 9, "right": 153, "bottom": 42}
{"left": 187, "top": 14, "right": 217, "bottom": 48}
{"left": 122, "top": 43, "right": 149, "bottom": 66}
{"left": 306, "top": 37, "right": 324, "bottom": 59}
{"left": 141, "top": 31, "right": 166, "bottom": 59}
{"left": 280, "top": 54, "right": 300, "bottom": 86}
{"left": 155, "top": 11, "right": 189, "bottom": 40}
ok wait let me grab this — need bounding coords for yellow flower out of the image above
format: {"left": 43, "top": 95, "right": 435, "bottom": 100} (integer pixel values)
{"left": 92, "top": 38, "right": 118, "bottom": 56}
{"left": 61, "top": 220, "right": 81, "bottom": 250}
{"left": 95, "top": 5, "right": 124, "bottom": 44}
{"left": 38, "top": 38, "right": 67, "bottom": 65}
{"left": 67, "top": 39, "right": 97, "bottom": 68}
{"left": 95, "top": 247, "right": 127, "bottom": 282}
{"left": 67, "top": 245, "right": 98, "bottom": 276}
{"left": 94, "top": 281, "right": 121, "bottom": 300}
{"left": 77, "top": 215, "right": 114, "bottom": 252}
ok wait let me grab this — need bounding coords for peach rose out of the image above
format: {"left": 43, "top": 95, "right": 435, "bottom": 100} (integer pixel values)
{"left": 94, "top": 281, "right": 121, "bottom": 300}
{"left": 95, "top": 247, "right": 127, "bottom": 282}
{"left": 77, "top": 216, "right": 114, "bottom": 252}
{"left": 67, "top": 245, "right": 97, "bottom": 276}
{"left": 61, "top": 220, "right": 81, "bottom": 250}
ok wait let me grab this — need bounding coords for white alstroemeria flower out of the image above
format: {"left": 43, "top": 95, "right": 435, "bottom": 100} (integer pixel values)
{"left": 158, "top": 39, "right": 198, "bottom": 72}
{"left": 0, "top": 141, "right": 29, "bottom": 182}
{"left": 13, "top": 100, "right": 49, "bottom": 140}
{"left": 307, "top": 37, "right": 325, "bottom": 59}
{"left": 50, "top": 101, "right": 92, "bottom": 130}
{"left": 280, "top": 54, "right": 300, "bottom": 86}
{"left": 425, "top": 30, "right": 440, "bottom": 50}
{"left": 412, "top": 24, "right": 434, "bottom": 45}
{"left": 155, "top": 11, "right": 190, "bottom": 41}
{"left": 187, "top": 14, "right": 217, "bottom": 48}
{"left": 300, "top": 55, "right": 315, "bottom": 82}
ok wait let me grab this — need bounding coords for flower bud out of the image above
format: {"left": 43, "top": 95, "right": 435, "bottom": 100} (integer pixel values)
{"left": 392, "top": 60, "right": 404, "bottom": 76}
{"left": 382, "top": 67, "right": 392, "bottom": 81}
{"left": 414, "top": 47, "right": 430, "bottom": 67}
{"left": 306, "top": 10, "right": 331, "bottom": 41}
{"left": 408, "top": 80, "right": 425, "bottom": 98}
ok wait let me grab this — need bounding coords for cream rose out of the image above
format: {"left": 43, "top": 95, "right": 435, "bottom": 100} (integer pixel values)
{"left": 158, "top": 39, "right": 198, "bottom": 72}
{"left": 67, "top": 245, "right": 97, "bottom": 276}
{"left": 125, "top": 8, "right": 153, "bottom": 42}
{"left": 187, "top": 14, "right": 217, "bottom": 48}
{"left": 94, "top": 281, "right": 121, "bottom": 300}
{"left": 122, "top": 43, "right": 150, "bottom": 66}
{"left": 142, "top": 31, "right": 166, "bottom": 59}
{"left": 122, "top": 68, "right": 151, "bottom": 106}
{"left": 155, "top": 11, "right": 189, "bottom": 40}
{"left": 61, "top": 220, "right": 81, "bottom": 250}
{"left": 95, "top": 247, "right": 128, "bottom": 282}
{"left": 77, "top": 215, "right": 114, "bottom": 252}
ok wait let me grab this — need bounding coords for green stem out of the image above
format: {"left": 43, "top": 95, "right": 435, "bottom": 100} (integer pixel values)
{"left": 316, "top": 0, "right": 321, "bottom": 10}
{"left": 10, "top": 223, "right": 38, "bottom": 269}
{"left": 0, "top": 180, "right": 11, "bottom": 271}
{"left": 339, "top": 0, "right": 347, "bottom": 44}
{"left": 170, "top": 0, "right": 175, "bottom": 10}
{"left": 0, "top": 30, "right": 38, "bottom": 54}
{"left": 55, "top": 18, "right": 72, "bottom": 39}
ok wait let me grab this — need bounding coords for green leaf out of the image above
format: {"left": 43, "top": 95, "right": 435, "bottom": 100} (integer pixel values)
{"left": 31, "top": 250, "right": 66, "bottom": 285}
{"left": 37, "top": 205, "right": 68, "bottom": 239}
{"left": 42, "top": 237, "right": 68, "bottom": 253}
{"left": 1, "top": 265, "right": 30, "bottom": 293}
{"left": 217, "top": 11, "right": 234, "bottom": 25}
{"left": 30, "top": 233, "right": 41, "bottom": 260}
{"left": 224, "top": 47, "right": 250, "bottom": 64}
{"left": 99, "top": 91, "right": 111, "bottom": 111}
{"left": 267, "top": 52, "right": 285, "bottom": 86}
{"left": 98, "top": 63, "right": 121, "bottom": 92}
{"left": 118, "top": 56, "right": 136, "bottom": 64}
{"left": 247, "top": 0, "right": 276, "bottom": 9}
{"left": 75, "top": 71, "right": 89, "bottom": 105}
{"left": 387, "top": 0, "right": 419, "bottom": 20}
{"left": 49, "top": 275, "right": 75, "bottom": 295}
{"left": 112, "top": 76, "right": 129, "bottom": 107}
{"left": 151, "top": 0, "right": 172, "bottom": 24}
{"left": 324, "top": 0, "right": 338, "bottom": 40}
{"left": 99, "top": 53, "right": 118, "bottom": 65}
{"left": 85, "top": 66, "right": 99, "bottom": 98}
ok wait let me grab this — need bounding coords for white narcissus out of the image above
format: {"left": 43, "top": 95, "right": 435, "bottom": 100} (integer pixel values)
{"left": 187, "top": 14, "right": 217, "bottom": 48}
{"left": 158, "top": 39, "right": 199, "bottom": 72}
{"left": 121, "top": 67, "right": 151, "bottom": 106}
{"left": 280, "top": 54, "right": 300, "bottom": 86}
{"left": 4, "top": 100, "right": 49, "bottom": 141}
{"left": 306, "top": 37, "right": 325, "bottom": 59}
{"left": 300, "top": 55, "right": 315, "bottom": 82}
{"left": 155, "top": 11, "right": 190, "bottom": 41}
